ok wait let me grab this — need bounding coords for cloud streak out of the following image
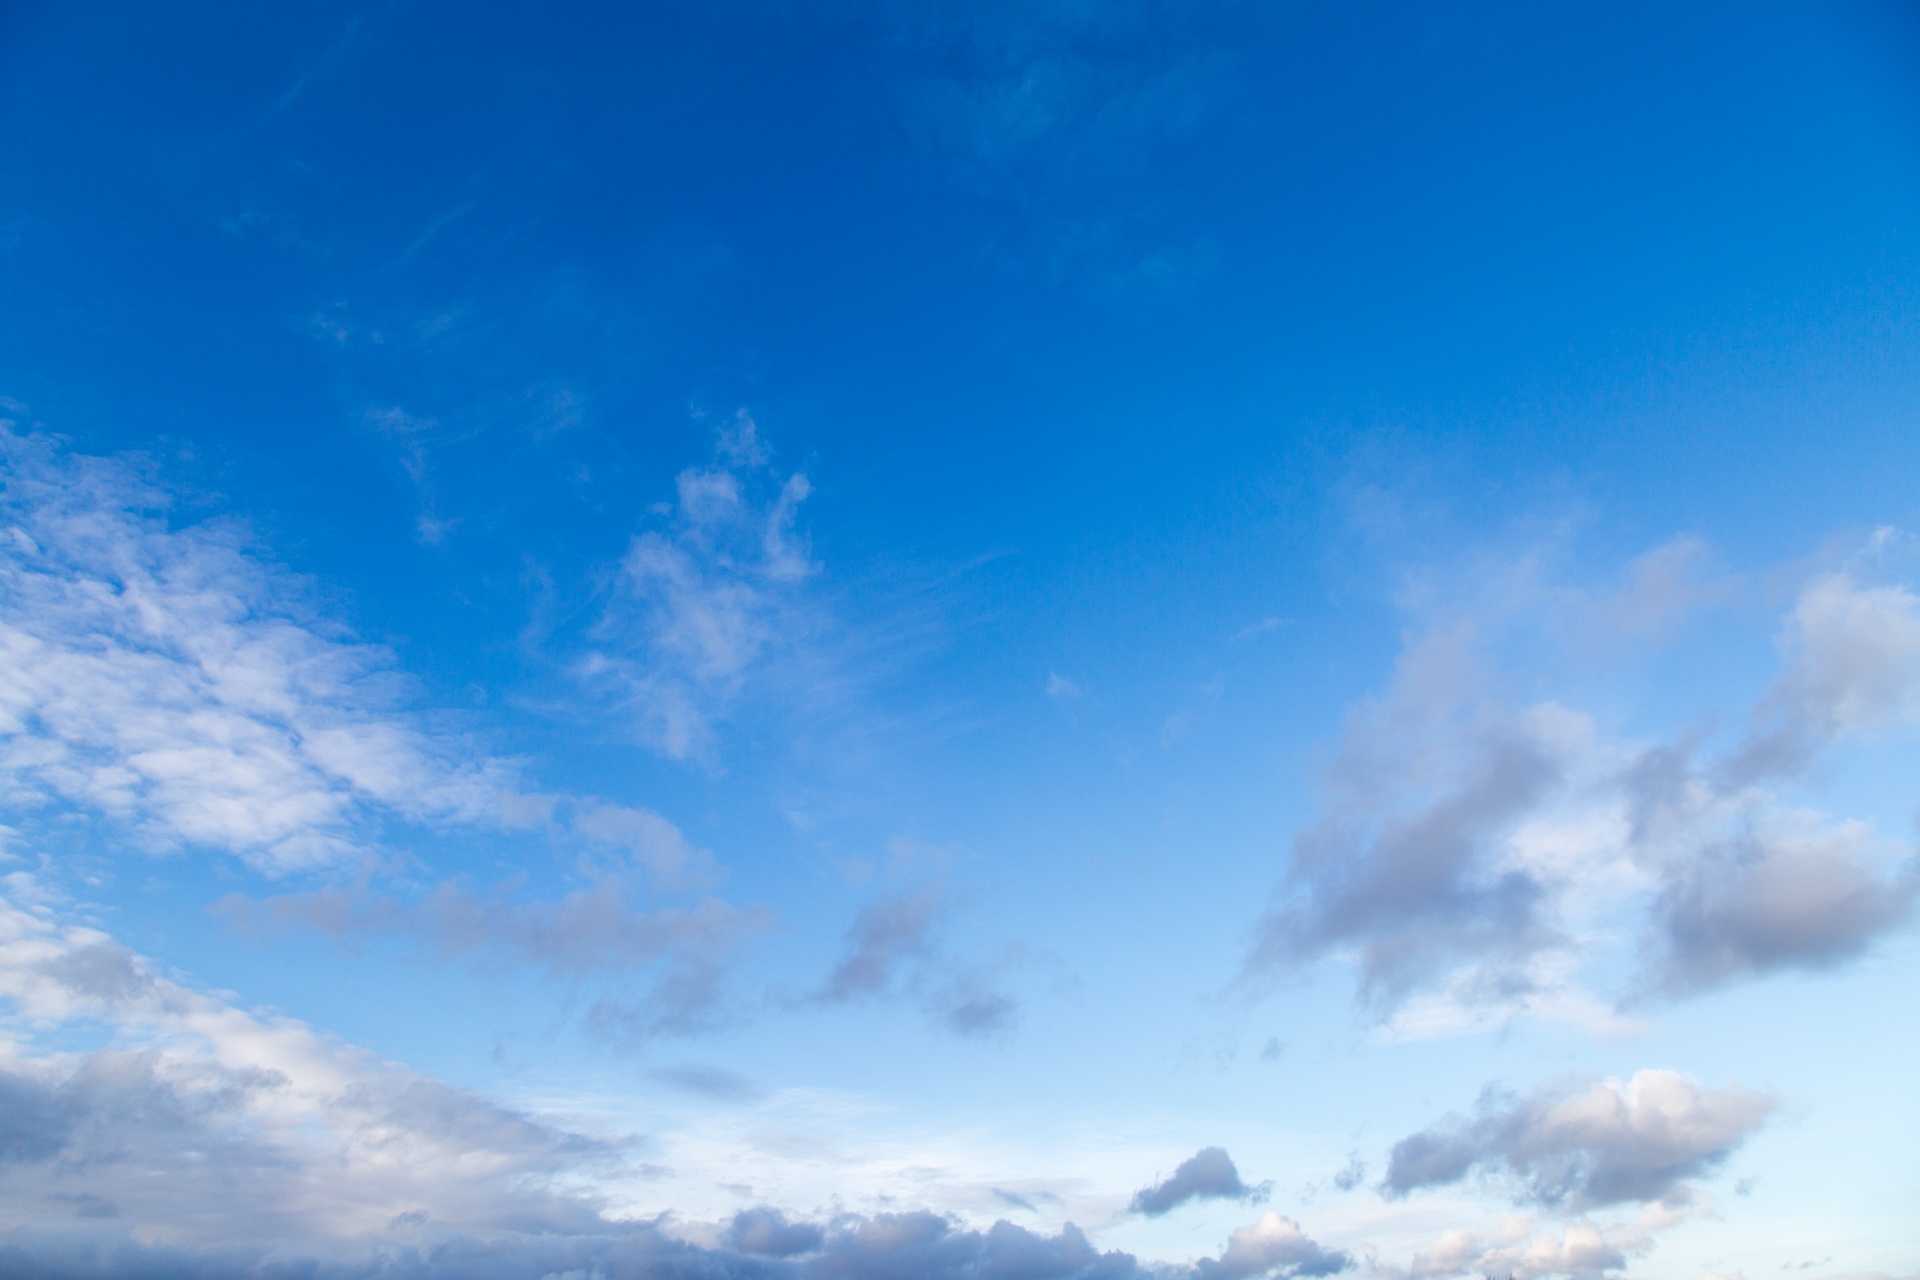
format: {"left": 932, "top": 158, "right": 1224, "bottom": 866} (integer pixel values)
{"left": 1383, "top": 1070, "right": 1773, "bottom": 1209}
{"left": 0, "top": 427, "right": 510, "bottom": 873}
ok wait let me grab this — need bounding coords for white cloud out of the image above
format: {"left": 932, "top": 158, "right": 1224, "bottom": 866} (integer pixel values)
{"left": 1383, "top": 1070, "right": 1774, "bottom": 1209}
{"left": 0, "top": 427, "right": 511, "bottom": 873}
{"left": 583, "top": 412, "right": 818, "bottom": 760}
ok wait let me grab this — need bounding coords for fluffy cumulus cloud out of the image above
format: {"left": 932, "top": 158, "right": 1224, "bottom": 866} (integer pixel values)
{"left": 0, "top": 883, "right": 1347, "bottom": 1280}
{"left": 1246, "top": 541, "right": 1920, "bottom": 1022}
{"left": 1383, "top": 1070, "right": 1773, "bottom": 1209}
{"left": 1130, "top": 1147, "right": 1268, "bottom": 1217}
{"left": 1194, "top": 1213, "right": 1351, "bottom": 1280}
{"left": 0, "top": 427, "right": 510, "bottom": 873}
{"left": 583, "top": 412, "right": 818, "bottom": 761}
{"left": 1406, "top": 1217, "right": 1657, "bottom": 1280}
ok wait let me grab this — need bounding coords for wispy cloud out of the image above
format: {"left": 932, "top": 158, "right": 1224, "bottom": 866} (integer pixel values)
{"left": 0, "top": 427, "right": 511, "bottom": 874}
{"left": 582, "top": 412, "right": 819, "bottom": 761}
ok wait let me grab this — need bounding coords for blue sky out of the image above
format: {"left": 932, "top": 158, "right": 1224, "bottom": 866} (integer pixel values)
{"left": 1, "top": 2, "right": 1918, "bottom": 1278}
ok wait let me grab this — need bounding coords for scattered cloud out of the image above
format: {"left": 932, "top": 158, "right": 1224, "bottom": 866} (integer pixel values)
{"left": 1246, "top": 543, "right": 1920, "bottom": 1022}
{"left": 582, "top": 412, "right": 818, "bottom": 761}
{"left": 1383, "top": 1070, "right": 1773, "bottom": 1210}
{"left": 0, "top": 427, "right": 510, "bottom": 874}
{"left": 1130, "top": 1147, "right": 1268, "bottom": 1217}
{"left": 809, "top": 863, "right": 1021, "bottom": 1038}
{"left": 1047, "top": 671, "right": 1081, "bottom": 699}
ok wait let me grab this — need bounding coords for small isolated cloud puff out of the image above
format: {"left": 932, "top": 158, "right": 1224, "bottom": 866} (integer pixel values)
{"left": 1194, "top": 1212, "right": 1351, "bottom": 1280}
{"left": 0, "top": 427, "right": 509, "bottom": 873}
{"left": 1383, "top": 1069, "right": 1774, "bottom": 1209}
{"left": 584, "top": 411, "right": 817, "bottom": 761}
{"left": 810, "top": 880, "right": 1020, "bottom": 1039}
{"left": 1130, "top": 1147, "right": 1268, "bottom": 1217}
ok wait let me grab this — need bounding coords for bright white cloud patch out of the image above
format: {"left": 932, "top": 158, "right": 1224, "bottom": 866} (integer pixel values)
{"left": 0, "top": 428, "right": 509, "bottom": 873}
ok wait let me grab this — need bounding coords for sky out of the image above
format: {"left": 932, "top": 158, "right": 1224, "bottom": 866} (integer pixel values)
{"left": 0, "top": 1, "right": 1918, "bottom": 1278}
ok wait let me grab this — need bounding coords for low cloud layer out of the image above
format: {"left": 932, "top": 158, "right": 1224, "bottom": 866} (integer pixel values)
{"left": 0, "top": 884, "right": 1346, "bottom": 1280}
{"left": 1130, "top": 1147, "right": 1267, "bottom": 1217}
{"left": 1384, "top": 1070, "right": 1774, "bottom": 1208}
{"left": 0, "top": 1208, "right": 1348, "bottom": 1280}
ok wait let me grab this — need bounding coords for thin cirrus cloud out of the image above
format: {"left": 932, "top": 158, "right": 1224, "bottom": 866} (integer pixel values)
{"left": 1382, "top": 1069, "right": 1775, "bottom": 1209}
{"left": 1129, "top": 1146, "right": 1270, "bottom": 1217}
{"left": 1244, "top": 534, "right": 1920, "bottom": 1025}
{"left": 0, "top": 880, "right": 1349, "bottom": 1280}
{"left": 225, "top": 873, "right": 767, "bottom": 1040}
{"left": 582, "top": 411, "right": 819, "bottom": 762}
{"left": 0, "top": 425, "right": 510, "bottom": 874}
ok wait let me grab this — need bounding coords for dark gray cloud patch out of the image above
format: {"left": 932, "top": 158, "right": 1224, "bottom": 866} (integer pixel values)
{"left": 1646, "top": 829, "right": 1917, "bottom": 998}
{"left": 728, "top": 1207, "right": 824, "bottom": 1258}
{"left": 1247, "top": 693, "right": 1569, "bottom": 1008}
{"left": 817, "top": 888, "right": 945, "bottom": 1003}
{"left": 1130, "top": 1147, "right": 1267, "bottom": 1217}
{"left": 811, "top": 885, "right": 1021, "bottom": 1038}
{"left": 1383, "top": 1070, "right": 1773, "bottom": 1209}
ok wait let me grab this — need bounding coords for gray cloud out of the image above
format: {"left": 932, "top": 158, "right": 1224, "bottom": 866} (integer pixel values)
{"left": 1245, "top": 629, "right": 1572, "bottom": 1009}
{"left": 1722, "top": 570, "right": 1920, "bottom": 786}
{"left": 1647, "top": 826, "right": 1918, "bottom": 997}
{"left": 1383, "top": 1070, "right": 1773, "bottom": 1209}
{"left": 228, "top": 875, "right": 767, "bottom": 1039}
{"left": 1247, "top": 557, "right": 1920, "bottom": 1021}
{"left": 1130, "top": 1147, "right": 1266, "bottom": 1217}
{"left": 728, "top": 1207, "right": 825, "bottom": 1258}
{"left": 812, "top": 885, "right": 1020, "bottom": 1038}
{"left": 0, "top": 1205, "right": 1349, "bottom": 1280}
